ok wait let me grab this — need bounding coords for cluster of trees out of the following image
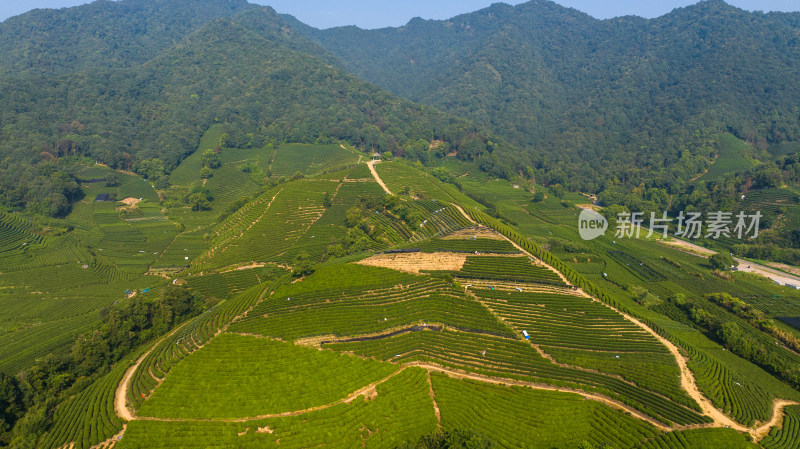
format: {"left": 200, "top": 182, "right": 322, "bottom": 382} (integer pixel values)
{"left": 134, "top": 159, "right": 169, "bottom": 190}
{"left": 0, "top": 286, "right": 204, "bottom": 445}
{"left": 325, "top": 193, "right": 427, "bottom": 260}
{"left": 669, "top": 293, "right": 800, "bottom": 389}
{"left": 397, "top": 429, "right": 495, "bottom": 449}
{"left": 0, "top": 375, "right": 23, "bottom": 446}
{"left": 708, "top": 253, "right": 737, "bottom": 271}
{"left": 673, "top": 159, "right": 800, "bottom": 264}
{"left": 199, "top": 149, "right": 221, "bottom": 180}
{"left": 326, "top": 194, "right": 389, "bottom": 259}
{"left": 186, "top": 186, "right": 214, "bottom": 212}
{"left": 706, "top": 293, "right": 800, "bottom": 354}
{"left": 591, "top": 145, "right": 800, "bottom": 265}
{"left": 0, "top": 160, "right": 83, "bottom": 218}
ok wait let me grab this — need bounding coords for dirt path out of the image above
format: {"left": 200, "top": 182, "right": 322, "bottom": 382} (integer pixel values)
{"left": 427, "top": 371, "right": 442, "bottom": 430}
{"left": 90, "top": 425, "right": 125, "bottom": 449}
{"left": 367, "top": 160, "right": 391, "bottom": 195}
{"left": 608, "top": 302, "right": 745, "bottom": 430}
{"left": 753, "top": 400, "right": 800, "bottom": 440}
{"left": 115, "top": 323, "right": 189, "bottom": 421}
{"left": 767, "top": 262, "right": 800, "bottom": 277}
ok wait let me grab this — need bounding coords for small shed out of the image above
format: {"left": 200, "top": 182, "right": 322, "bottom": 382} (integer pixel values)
{"left": 94, "top": 193, "right": 111, "bottom": 202}
{"left": 371, "top": 152, "right": 382, "bottom": 161}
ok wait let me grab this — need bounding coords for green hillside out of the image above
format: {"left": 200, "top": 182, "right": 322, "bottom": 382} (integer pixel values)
{"left": 4, "top": 159, "right": 800, "bottom": 449}
{"left": 3, "top": 1, "right": 800, "bottom": 448}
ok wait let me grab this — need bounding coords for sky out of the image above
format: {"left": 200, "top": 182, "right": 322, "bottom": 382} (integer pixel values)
{"left": 1, "top": 0, "right": 799, "bottom": 28}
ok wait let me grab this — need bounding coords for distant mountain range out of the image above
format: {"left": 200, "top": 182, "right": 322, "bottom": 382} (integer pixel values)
{"left": 287, "top": 0, "right": 800, "bottom": 190}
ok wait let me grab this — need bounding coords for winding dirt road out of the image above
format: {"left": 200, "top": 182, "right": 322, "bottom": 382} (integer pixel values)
{"left": 115, "top": 324, "right": 189, "bottom": 421}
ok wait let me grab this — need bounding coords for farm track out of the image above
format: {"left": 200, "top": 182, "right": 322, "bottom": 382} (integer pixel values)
{"left": 367, "top": 160, "right": 391, "bottom": 195}
{"left": 115, "top": 323, "right": 192, "bottom": 422}
{"left": 426, "top": 372, "right": 442, "bottom": 429}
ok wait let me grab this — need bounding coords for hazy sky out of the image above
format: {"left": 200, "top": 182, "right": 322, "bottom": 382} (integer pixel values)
{"left": 1, "top": 0, "right": 798, "bottom": 28}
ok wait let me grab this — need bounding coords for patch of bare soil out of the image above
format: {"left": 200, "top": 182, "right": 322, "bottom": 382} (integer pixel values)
{"left": 355, "top": 252, "right": 467, "bottom": 274}
{"left": 441, "top": 226, "right": 504, "bottom": 240}
{"left": 120, "top": 197, "right": 141, "bottom": 206}
{"left": 659, "top": 238, "right": 716, "bottom": 257}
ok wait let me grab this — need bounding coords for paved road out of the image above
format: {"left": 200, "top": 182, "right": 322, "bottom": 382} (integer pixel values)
{"left": 660, "top": 239, "right": 800, "bottom": 286}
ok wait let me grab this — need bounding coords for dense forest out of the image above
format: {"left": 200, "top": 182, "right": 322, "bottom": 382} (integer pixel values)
{"left": 0, "top": 2, "right": 508, "bottom": 216}
{"left": 290, "top": 0, "right": 800, "bottom": 193}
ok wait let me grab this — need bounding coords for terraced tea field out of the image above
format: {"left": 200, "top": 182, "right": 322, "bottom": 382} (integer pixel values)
{"left": 432, "top": 373, "right": 659, "bottom": 448}
{"left": 761, "top": 405, "right": 800, "bottom": 449}
{"left": 119, "top": 368, "right": 437, "bottom": 448}
{"left": 0, "top": 206, "right": 162, "bottom": 372}
{"left": 192, "top": 179, "right": 336, "bottom": 270}
{"left": 19, "top": 159, "right": 800, "bottom": 449}
{"left": 137, "top": 333, "right": 399, "bottom": 419}
{"left": 374, "top": 162, "right": 480, "bottom": 208}
{"left": 228, "top": 264, "right": 514, "bottom": 340}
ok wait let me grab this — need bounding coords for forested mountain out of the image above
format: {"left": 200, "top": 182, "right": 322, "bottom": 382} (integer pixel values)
{"left": 0, "top": 2, "right": 504, "bottom": 216}
{"left": 0, "top": 0, "right": 257, "bottom": 76}
{"left": 290, "top": 0, "right": 800, "bottom": 192}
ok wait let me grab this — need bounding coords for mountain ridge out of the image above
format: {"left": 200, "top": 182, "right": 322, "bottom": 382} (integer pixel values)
{"left": 289, "top": 0, "right": 800, "bottom": 191}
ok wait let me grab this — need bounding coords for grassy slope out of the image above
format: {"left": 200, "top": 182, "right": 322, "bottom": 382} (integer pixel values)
{"left": 699, "top": 133, "right": 756, "bottom": 181}
{"left": 137, "top": 333, "right": 398, "bottom": 419}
